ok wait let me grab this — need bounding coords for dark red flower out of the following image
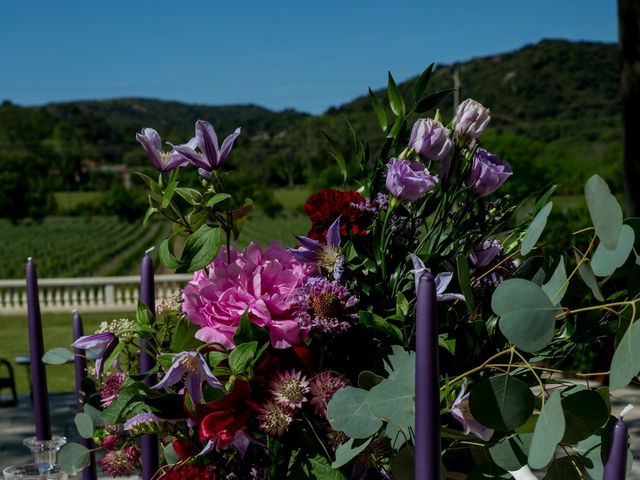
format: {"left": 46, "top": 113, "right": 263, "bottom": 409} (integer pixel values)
{"left": 159, "top": 464, "right": 219, "bottom": 480}
{"left": 304, "top": 189, "right": 373, "bottom": 241}
{"left": 171, "top": 439, "right": 199, "bottom": 461}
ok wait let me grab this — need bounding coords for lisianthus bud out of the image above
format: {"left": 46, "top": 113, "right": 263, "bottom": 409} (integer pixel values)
{"left": 409, "top": 118, "right": 453, "bottom": 162}
{"left": 454, "top": 99, "right": 490, "bottom": 138}
{"left": 465, "top": 149, "right": 512, "bottom": 197}
{"left": 385, "top": 158, "right": 438, "bottom": 202}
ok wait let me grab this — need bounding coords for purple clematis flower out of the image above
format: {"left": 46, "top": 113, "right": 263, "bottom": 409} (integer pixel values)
{"left": 411, "top": 255, "right": 465, "bottom": 302}
{"left": 173, "top": 120, "right": 241, "bottom": 178}
{"left": 72, "top": 332, "right": 118, "bottom": 377}
{"left": 152, "top": 351, "right": 222, "bottom": 405}
{"left": 450, "top": 381, "right": 494, "bottom": 441}
{"left": 290, "top": 217, "right": 344, "bottom": 280}
{"left": 136, "top": 128, "right": 187, "bottom": 173}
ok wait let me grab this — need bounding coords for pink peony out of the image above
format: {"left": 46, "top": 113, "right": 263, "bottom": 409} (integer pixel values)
{"left": 183, "top": 242, "right": 316, "bottom": 349}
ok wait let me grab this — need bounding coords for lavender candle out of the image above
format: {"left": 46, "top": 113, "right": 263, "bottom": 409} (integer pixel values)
{"left": 26, "top": 258, "right": 52, "bottom": 441}
{"left": 415, "top": 272, "right": 441, "bottom": 479}
{"left": 603, "top": 404, "right": 632, "bottom": 480}
{"left": 139, "top": 251, "right": 159, "bottom": 479}
{"left": 72, "top": 310, "right": 98, "bottom": 480}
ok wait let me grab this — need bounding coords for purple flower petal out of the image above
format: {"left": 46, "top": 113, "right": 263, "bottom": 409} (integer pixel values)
{"left": 185, "top": 372, "right": 202, "bottom": 405}
{"left": 136, "top": 130, "right": 163, "bottom": 171}
{"left": 196, "top": 120, "right": 220, "bottom": 167}
{"left": 218, "top": 128, "right": 241, "bottom": 166}
{"left": 294, "top": 235, "right": 323, "bottom": 253}
{"left": 173, "top": 144, "right": 209, "bottom": 170}
{"left": 434, "top": 272, "right": 453, "bottom": 294}
{"left": 152, "top": 361, "right": 186, "bottom": 390}
{"left": 326, "top": 217, "right": 341, "bottom": 249}
{"left": 289, "top": 248, "right": 320, "bottom": 263}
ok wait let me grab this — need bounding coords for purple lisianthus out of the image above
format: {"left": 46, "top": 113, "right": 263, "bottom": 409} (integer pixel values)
{"left": 454, "top": 99, "right": 491, "bottom": 138}
{"left": 409, "top": 118, "right": 453, "bottom": 162}
{"left": 466, "top": 149, "right": 512, "bottom": 197}
{"left": 173, "top": 120, "right": 241, "bottom": 178}
{"left": 152, "top": 351, "right": 222, "bottom": 405}
{"left": 469, "top": 240, "right": 503, "bottom": 269}
{"left": 385, "top": 158, "right": 438, "bottom": 202}
{"left": 411, "top": 255, "right": 465, "bottom": 302}
{"left": 290, "top": 217, "right": 344, "bottom": 280}
{"left": 450, "top": 382, "right": 494, "bottom": 441}
{"left": 72, "top": 332, "right": 118, "bottom": 377}
{"left": 136, "top": 128, "right": 186, "bottom": 173}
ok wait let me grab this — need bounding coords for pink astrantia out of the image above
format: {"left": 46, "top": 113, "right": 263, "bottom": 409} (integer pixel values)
{"left": 269, "top": 369, "right": 310, "bottom": 410}
{"left": 310, "top": 371, "right": 349, "bottom": 417}
{"left": 100, "top": 372, "right": 125, "bottom": 408}
{"left": 182, "top": 242, "right": 316, "bottom": 349}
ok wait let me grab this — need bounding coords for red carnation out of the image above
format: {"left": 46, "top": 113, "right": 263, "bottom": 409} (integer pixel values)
{"left": 304, "top": 188, "right": 373, "bottom": 241}
{"left": 159, "top": 464, "right": 219, "bottom": 480}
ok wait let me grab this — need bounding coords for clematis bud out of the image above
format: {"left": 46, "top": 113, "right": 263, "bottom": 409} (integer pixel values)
{"left": 454, "top": 99, "right": 491, "bottom": 138}
{"left": 385, "top": 158, "right": 438, "bottom": 202}
{"left": 409, "top": 118, "right": 454, "bottom": 162}
{"left": 465, "top": 149, "right": 512, "bottom": 197}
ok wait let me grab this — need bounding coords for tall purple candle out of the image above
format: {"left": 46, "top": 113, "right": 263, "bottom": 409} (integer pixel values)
{"left": 603, "top": 404, "right": 632, "bottom": 480}
{"left": 26, "top": 258, "right": 52, "bottom": 441}
{"left": 139, "top": 252, "right": 159, "bottom": 479}
{"left": 72, "top": 310, "right": 98, "bottom": 480}
{"left": 415, "top": 272, "right": 441, "bottom": 479}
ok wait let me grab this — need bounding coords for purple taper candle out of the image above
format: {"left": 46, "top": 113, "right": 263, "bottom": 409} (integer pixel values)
{"left": 139, "top": 251, "right": 159, "bottom": 479}
{"left": 415, "top": 272, "right": 441, "bottom": 480}
{"left": 26, "top": 258, "right": 52, "bottom": 441}
{"left": 72, "top": 310, "right": 98, "bottom": 480}
{"left": 603, "top": 404, "right": 632, "bottom": 480}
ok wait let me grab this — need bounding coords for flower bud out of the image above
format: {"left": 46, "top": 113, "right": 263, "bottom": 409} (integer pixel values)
{"left": 409, "top": 118, "right": 454, "bottom": 162}
{"left": 385, "top": 158, "right": 438, "bottom": 201}
{"left": 454, "top": 99, "right": 490, "bottom": 138}
{"left": 469, "top": 240, "right": 503, "bottom": 268}
{"left": 465, "top": 149, "right": 512, "bottom": 197}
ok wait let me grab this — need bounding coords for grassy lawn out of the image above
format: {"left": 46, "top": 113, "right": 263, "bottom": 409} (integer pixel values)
{"left": 53, "top": 191, "right": 105, "bottom": 212}
{"left": 0, "top": 312, "right": 133, "bottom": 394}
{"left": 273, "top": 186, "right": 311, "bottom": 213}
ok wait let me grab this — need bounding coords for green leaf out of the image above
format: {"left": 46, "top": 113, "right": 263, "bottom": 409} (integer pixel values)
{"left": 456, "top": 254, "right": 476, "bottom": 312}
{"left": 383, "top": 346, "right": 415, "bottom": 388}
{"left": 163, "top": 442, "right": 180, "bottom": 465}
{"left": 469, "top": 374, "right": 535, "bottom": 431}
{"left": 585, "top": 174, "right": 623, "bottom": 250}
{"left": 233, "top": 311, "right": 269, "bottom": 345}
{"left": 206, "top": 192, "right": 231, "bottom": 208}
{"left": 489, "top": 433, "right": 532, "bottom": 471}
{"left": 413, "top": 63, "right": 434, "bottom": 103}
{"left": 357, "top": 371, "right": 384, "bottom": 390}
{"left": 359, "top": 311, "right": 403, "bottom": 343}
{"left": 369, "top": 87, "right": 388, "bottom": 132}
{"left": 42, "top": 347, "right": 74, "bottom": 365}
{"left": 396, "top": 291, "right": 409, "bottom": 317}
{"left": 492, "top": 279, "right": 559, "bottom": 352}
{"left": 58, "top": 442, "right": 91, "bottom": 475}
{"left": 101, "top": 390, "right": 136, "bottom": 425}
{"left": 176, "top": 225, "right": 222, "bottom": 273}
{"left": 414, "top": 89, "right": 454, "bottom": 114}
{"left": 332, "top": 438, "right": 372, "bottom": 469}
{"left": 137, "top": 300, "right": 154, "bottom": 327}
{"left": 542, "top": 256, "right": 568, "bottom": 305}
{"left": 143, "top": 206, "right": 158, "bottom": 227}
{"left": 387, "top": 71, "right": 405, "bottom": 117}
{"left": 229, "top": 341, "right": 257, "bottom": 374}
{"left": 175, "top": 187, "right": 202, "bottom": 205}
{"left": 170, "top": 318, "right": 202, "bottom": 351}
{"left": 575, "top": 252, "right": 604, "bottom": 301}
{"left": 162, "top": 177, "right": 177, "bottom": 209}
{"left": 322, "top": 131, "right": 348, "bottom": 183}
{"left": 561, "top": 388, "right": 608, "bottom": 443}
{"left": 391, "top": 445, "right": 416, "bottom": 480}
{"left": 591, "top": 224, "right": 635, "bottom": 277}
{"left": 74, "top": 412, "right": 95, "bottom": 439}
{"left": 610, "top": 320, "right": 640, "bottom": 390}
{"left": 159, "top": 238, "right": 180, "bottom": 269}
{"left": 387, "top": 115, "right": 406, "bottom": 140}
{"left": 542, "top": 455, "right": 586, "bottom": 480}
{"left": 84, "top": 404, "right": 103, "bottom": 427}
{"left": 529, "top": 391, "right": 565, "bottom": 469}
{"left": 327, "top": 387, "right": 382, "bottom": 439}
{"left": 309, "top": 454, "right": 348, "bottom": 479}
{"left": 521, "top": 201, "right": 553, "bottom": 256}
{"left": 367, "top": 378, "right": 415, "bottom": 429}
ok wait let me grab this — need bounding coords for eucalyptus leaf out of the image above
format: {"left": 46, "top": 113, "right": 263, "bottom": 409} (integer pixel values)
{"left": 541, "top": 256, "right": 568, "bottom": 305}
{"left": 84, "top": 404, "right": 103, "bottom": 427}
{"left": 585, "top": 174, "right": 623, "bottom": 250}
{"left": 529, "top": 390, "right": 564, "bottom": 469}
{"left": 492, "top": 279, "right": 559, "bottom": 352}
{"left": 42, "top": 347, "right": 74, "bottom": 365}
{"left": 391, "top": 445, "right": 416, "bottom": 480}
{"left": 469, "top": 374, "right": 535, "bottom": 431}
{"left": 561, "top": 389, "right": 608, "bottom": 443}
{"left": 521, "top": 201, "right": 552, "bottom": 256}
{"left": 489, "top": 433, "right": 532, "bottom": 471}
{"left": 367, "top": 378, "right": 415, "bottom": 428}
{"left": 332, "top": 438, "right": 372, "bottom": 468}
{"left": 591, "top": 224, "right": 635, "bottom": 277}
{"left": 610, "top": 320, "right": 640, "bottom": 390}
{"left": 58, "top": 442, "right": 91, "bottom": 475}
{"left": 575, "top": 252, "right": 604, "bottom": 301}
{"left": 74, "top": 412, "right": 95, "bottom": 439}
{"left": 542, "top": 455, "right": 586, "bottom": 480}
{"left": 327, "top": 387, "right": 382, "bottom": 439}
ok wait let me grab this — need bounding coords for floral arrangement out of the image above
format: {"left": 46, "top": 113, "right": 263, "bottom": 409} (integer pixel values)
{"left": 50, "top": 66, "right": 640, "bottom": 479}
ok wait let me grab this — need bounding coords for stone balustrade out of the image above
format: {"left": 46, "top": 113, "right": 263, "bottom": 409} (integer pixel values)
{"left": 0, "top": 274, "right": 193, "bottom": 315}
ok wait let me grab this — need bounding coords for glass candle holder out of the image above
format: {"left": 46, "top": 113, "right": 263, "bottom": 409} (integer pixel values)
{"left": 22, "top": 437, "right": 67, "bottom": 466}
{"left": 3, "top": 464, "right": 67, "bottom": 480}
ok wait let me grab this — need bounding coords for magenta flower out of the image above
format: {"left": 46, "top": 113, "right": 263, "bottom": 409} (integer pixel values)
{"left": 451, "top": 382, "right": 493, "bottom": 441}
{"left": 295, "top": 277, "right": 358, "bottom": 334}
{"left": 269, "top": 370, "right": 310, "bottom": 410}
{"left": 72, "top": 332, "right": 118, "bottom": 376}
{"left": 310, "top": 372, "right": 348, "bottom": 417}
{"left": 136, "top": 128, "right": 186, "bottom": 173}
{"left": 290, "top": 216, "right": 344, "bottom": 280}
{"left": 386, "top": 158, "right": 438, "bottom": 202}
{"left": 98, "top": 445, "right": 139, "bottom": 477}
{"left": 173, "top": 120, "right": 241, "bottom": 178}
{"left": 152, "top": 351, "right": 221, "bottom": 405}
{"left": 409, "top": 118, "right": 453, "bottom": 162}
{"left": 100, "top": 372, "right": 125, "bottom": 408}
{"left": 466, "top": 148, "right": 512, "bottom": 197}
{"left": 258, "top": 401, "right": 294, "bottom": 437}
{"left": 182, "top": 242, "right": 316, "bottom": 349}
{"left": 454, "top": 99, "right": 491, "bottom": 138}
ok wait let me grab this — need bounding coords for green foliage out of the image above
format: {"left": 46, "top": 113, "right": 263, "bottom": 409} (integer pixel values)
{"left": 468, "top": 375, "right": 534, "bottom": 431}
{"left": 529, "top": 391, "right": 564, "bottom": 468}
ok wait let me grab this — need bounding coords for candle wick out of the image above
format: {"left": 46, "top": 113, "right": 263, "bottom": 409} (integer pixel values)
{"left": 27, "top": 256, "right": 33, "bottom": 263}
{"left": 145, "top": 246, "right": 155, "bottom": 255}
{"left": 620, "top": 404, "right": 634, "bottom": 420}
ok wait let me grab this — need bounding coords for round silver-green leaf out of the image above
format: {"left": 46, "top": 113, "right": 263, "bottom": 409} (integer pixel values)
{"left": 591, "top": 224, "right": 635, "bottom": 277}
{"left": 585, "top": 174, "right": 623, "bottom": 250}
{"left": 521, "top": 202, "right": 553, "bottom": 256}
{"left": 327, "top": 387, "right": 382, "bottom": 439}
{"left": 469, "top": 374, "right": 535, "bottom": 431}
{"left": 529, "top": 390, "right": 565, "bottom": 469}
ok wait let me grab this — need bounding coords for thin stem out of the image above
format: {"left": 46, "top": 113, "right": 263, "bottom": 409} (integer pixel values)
{"left": 442, "top": 348, "right": 515, "bottom": 391}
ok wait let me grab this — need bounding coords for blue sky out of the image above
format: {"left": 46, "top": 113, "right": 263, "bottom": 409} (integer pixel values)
{"left": 0, "top": 1, "right": 617, "bottom": 114}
